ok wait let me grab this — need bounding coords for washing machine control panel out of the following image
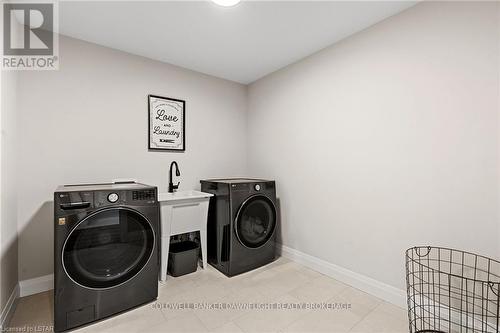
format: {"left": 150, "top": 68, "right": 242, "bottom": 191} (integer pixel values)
{"left": 94, "top": 189, "right": 157, "bottom": 207}
{"left": 55, "top": 188, "right": 157, "bottom": 216}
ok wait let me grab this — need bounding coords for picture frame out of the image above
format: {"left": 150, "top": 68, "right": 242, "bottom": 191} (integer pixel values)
{"left": 148, "top": 94, "right": 185, "bottom": 151}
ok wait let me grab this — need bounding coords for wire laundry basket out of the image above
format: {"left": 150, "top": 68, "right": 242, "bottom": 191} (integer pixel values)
{"left": 406, "top": 246, "right": 500, "bottom": 333}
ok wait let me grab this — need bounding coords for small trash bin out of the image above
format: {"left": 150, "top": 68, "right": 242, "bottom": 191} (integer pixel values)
{"left": 168, "top": 241, "right": 199, "bottom": 277}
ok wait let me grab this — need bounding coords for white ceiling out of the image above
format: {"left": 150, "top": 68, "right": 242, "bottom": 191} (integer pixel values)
{"left": 58, "top": 1, "right": 417, "bottom": 84}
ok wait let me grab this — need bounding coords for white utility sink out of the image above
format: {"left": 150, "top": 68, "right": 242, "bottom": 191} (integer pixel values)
{"left": 158, "top": 190, "right": 213, "bottom": 202}
{"left": 158, "top": 190, "right": 213, "bottom": 281}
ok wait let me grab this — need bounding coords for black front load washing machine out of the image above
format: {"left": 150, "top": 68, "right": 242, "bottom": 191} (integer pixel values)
{"left": 200, "top": 178, "right": 277, "bottom": 277}
{"left": 54, "top": 183, "right": 159, "bottom": 332}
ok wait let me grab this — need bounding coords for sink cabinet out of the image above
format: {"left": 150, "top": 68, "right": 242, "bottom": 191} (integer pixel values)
{"left": 158, "top": 190, "right": 213, "bottom": 281}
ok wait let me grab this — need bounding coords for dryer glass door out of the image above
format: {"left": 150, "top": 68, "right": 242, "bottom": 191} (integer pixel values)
{"left": 62, "top": 207, "right": 155, "bottom": 289}
{"left": 235, "top": 195, "right": 276, "bottom": 248}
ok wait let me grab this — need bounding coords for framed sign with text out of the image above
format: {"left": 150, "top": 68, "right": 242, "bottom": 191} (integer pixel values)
{"left": 148, "top": 94, "right": 185, "bottom": 151}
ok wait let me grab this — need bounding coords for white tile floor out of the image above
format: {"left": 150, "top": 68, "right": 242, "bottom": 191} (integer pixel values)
{"left": 8, "top": 258, "right": 408, "bottom": 332}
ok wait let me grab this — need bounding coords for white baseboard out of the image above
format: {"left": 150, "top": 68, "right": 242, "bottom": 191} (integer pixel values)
{"left": 19, "top": 274, "right": 54, "bottom": 297}
{"left": 0, "top": 275, "right": 53, "bottom": 327}
{"left": 0, "top": 284, "right": 19, "bottom": 329}
{"left": 279, "top": 244, "right": 407, "bottom": 309}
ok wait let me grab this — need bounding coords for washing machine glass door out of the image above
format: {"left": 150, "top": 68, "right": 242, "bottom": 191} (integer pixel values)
{"left": 63, "top": 207, "right": 155, "bottom": 289}
{"left": 235, "top": 195, "right": 276, "bottom": 248}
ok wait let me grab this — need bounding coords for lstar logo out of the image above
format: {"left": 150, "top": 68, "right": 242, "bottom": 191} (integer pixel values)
{"left": 2, "top": 1, "right": 59, "bottom": 70}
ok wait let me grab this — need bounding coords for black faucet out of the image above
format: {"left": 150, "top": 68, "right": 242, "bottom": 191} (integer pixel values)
{"left": 168, "top": 161, "right": 181, "bottom": 193}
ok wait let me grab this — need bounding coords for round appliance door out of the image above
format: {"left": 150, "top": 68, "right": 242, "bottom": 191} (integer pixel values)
{"left": 62, "top": 207, "right": 155, "bottom": 289}
{"left": 235, "top": 195, "right": 277, "bottom": 248}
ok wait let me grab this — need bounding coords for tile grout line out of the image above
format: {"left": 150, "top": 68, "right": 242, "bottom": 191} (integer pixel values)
{"left": 346, "top": 301, "right": 384, "bottom": 332}
{"left": 277, "top": 281, "right": 350, "bottom": 333}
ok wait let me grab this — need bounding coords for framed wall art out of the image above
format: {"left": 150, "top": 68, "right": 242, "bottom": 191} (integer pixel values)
{"left": 148, "top": 94, "right": 185, "bottom": 151}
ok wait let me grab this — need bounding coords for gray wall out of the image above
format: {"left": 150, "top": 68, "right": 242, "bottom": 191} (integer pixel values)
{"left": 1, "top": 70, "right": 19, "bottom": 312}
{"left": 15, "top": 36, "right": 248, "bottom": 281}
{"left": 247, "top": 1, "right": 500, "bottom": 290}
{"left": 9, "top": 1, "right": 500, "bottom": 293}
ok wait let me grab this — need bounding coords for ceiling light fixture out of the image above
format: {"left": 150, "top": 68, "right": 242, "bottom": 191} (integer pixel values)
{"left": 211, "top": 0, "right": 241, "bottom": 7}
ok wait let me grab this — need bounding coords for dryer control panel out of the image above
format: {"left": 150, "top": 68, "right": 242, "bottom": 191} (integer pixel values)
{"left": 230, "top": 181, "right": 275, "bottom": 194}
